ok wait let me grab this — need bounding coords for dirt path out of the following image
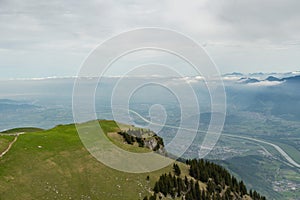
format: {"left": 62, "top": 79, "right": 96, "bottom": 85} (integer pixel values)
{"left": 0, "top": 132, "right": 24, "bottom": 158}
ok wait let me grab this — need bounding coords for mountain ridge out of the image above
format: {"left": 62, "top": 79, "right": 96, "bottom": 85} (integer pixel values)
{"left": 0, "top": 120, "right": 266, "bottom": 200}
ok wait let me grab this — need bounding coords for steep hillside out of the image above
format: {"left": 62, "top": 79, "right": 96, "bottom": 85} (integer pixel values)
{"left": 0, "top": 121, "right": 265, "bottom": 200}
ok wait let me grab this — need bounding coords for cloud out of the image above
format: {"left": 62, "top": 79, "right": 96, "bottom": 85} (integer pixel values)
{"left": 0, "top": 0, "right": 300, "bottom": 78}
{"left": 2, "top": 0, "right": 300, "bottom": 51}
{"left": 248, "top": 80, "right": 284, "bottom": 86}
{"left": 222, "top": 76, "right": 242, "bottom": 81}
{"left": 211, "top": 0, "right": 300, "bottom": 43}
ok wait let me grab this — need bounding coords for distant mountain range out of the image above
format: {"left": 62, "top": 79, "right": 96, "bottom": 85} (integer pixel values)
{"left": 223, "top": 71, "right": 300, "bottom": 79}
{"left": 223, "top": 73, "right": 300, "bottom": 121}
{"left": 265, "top": 76, "right": 281, "bottom": 82}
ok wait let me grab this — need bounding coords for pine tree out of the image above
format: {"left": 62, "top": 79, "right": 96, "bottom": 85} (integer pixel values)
{"left": 195, "top": 181, "right": 201, "bottom": 200}
{"left": 173, "top": 163, "right": 181, "bottom": 176}
{"left": 149, "top": 194, "right": 156, "bottom": 200}
{"left": 239, "top": 180, "right": 247, "bottom": 195}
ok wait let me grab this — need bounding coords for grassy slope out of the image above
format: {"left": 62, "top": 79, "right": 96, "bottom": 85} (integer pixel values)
{"left": 1, "top": 127, "right": 44, "bottom": 134}
{"left": 0, "top": 120, "right": 190, "bottom": 200}
{"left": 0, "top": 135, "right": 15, "bottom": 153}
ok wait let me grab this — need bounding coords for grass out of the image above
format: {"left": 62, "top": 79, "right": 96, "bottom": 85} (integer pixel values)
{"left": 103, "top": 121, "right": 158, "bottom": 153}
{"left": 0, "top": 135, "right": 15, "bottom": 154}
{"left": 0, "top": 120, "right": 190, "bottom": 200}
{"left": 107, "top": 132, "right": 151, "bottom": 153}
{"left": 1, "top": 127, "right": 44, "bottom": 134}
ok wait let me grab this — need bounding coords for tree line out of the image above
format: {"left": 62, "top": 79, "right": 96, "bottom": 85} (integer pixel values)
{"left": 118, "top": 131, "right": 145, "bottom": 147}
{"left": 143, "top": 159, "right": 266, "bottom": 200}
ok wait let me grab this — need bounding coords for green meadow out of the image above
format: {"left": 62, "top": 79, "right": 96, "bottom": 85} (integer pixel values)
{"left": 0, "top": 120, "right": 189, "bottom": 200}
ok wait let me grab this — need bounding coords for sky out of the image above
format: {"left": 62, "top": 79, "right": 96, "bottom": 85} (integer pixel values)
{"left": 0, "top": 0, "right": 300, "bottom": 78}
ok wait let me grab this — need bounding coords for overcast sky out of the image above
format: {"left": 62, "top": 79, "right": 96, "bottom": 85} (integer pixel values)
{"left": 0, "top": 0, "right": 300, "bottom": 78}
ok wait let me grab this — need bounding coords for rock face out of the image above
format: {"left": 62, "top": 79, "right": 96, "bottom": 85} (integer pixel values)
{"left": 144, "top": 137, "right": 158, "bottom": 150}
{"left": 118, "top": 128, "right": 165, "bottom": 152}
{"left": 144, "top": 136, "right": 166, "bottom": 154}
